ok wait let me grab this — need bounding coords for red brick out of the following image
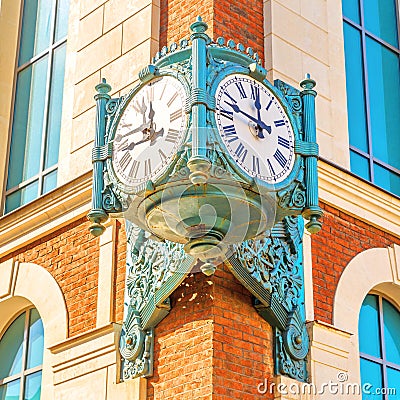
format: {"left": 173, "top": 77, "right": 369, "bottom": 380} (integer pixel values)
{"left": 312, "top": 202, "right": 400, "bottom": 324}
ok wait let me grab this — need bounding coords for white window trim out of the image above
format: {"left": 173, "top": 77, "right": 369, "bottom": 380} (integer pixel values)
{"left": 0, "top": 260, "right": 68, "bottom": 399}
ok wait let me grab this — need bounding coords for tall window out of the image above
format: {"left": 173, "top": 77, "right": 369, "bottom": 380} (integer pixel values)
{"left": 342, "top": 0, "right": 400, "bottom": 197}
{"left": 0, "top": 308, "right": 44, "bottom": 400}
{"left": 358, "top": 294, "right": 400, "bottom": 399}
{"left": 4, "top": 0, "right": 70, "bottom": 214}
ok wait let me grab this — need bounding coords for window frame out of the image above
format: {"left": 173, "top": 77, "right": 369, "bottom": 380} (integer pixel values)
{"left": 2, "top": 0, "right": 68, "bottom": 215}
{"left": 343, "top": 0, "right": 400, "bottom": 191}
{"left": 359, "top": 292, "right": 400, "bottom": 400}
{"left": 0, "top": 307, "right": 43, "bottom": 399}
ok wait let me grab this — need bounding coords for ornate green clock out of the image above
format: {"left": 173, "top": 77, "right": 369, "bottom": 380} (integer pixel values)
{"left": 111, "top": 76, "right": 187, "bottom": 192}
{"left": 88, "top": 17, "right": 322, "bottom": 384}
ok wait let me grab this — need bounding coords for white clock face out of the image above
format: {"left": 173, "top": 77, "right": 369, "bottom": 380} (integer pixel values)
{"left": 112, "top": 76, "right": 186, "bottom": 189}
{"left": 215, "top": 75, "right": 295, "bottom": 184}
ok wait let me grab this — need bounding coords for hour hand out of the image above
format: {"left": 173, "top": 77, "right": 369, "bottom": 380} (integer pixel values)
{"left": 225, "top": 101, "right": 271, "bottom": 134}
{"left": 114, "top": 121, "right": 150, "bottom": 142}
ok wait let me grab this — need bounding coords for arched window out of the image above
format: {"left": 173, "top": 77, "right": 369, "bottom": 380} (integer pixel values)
{"left": 359, "top": 294, "right": 400, "bottom": 399}
{"left": 0, "top": 308, "right": 44, "bottom": 400}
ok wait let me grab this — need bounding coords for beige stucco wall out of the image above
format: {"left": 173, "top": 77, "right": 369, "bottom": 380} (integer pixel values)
{"left": 0, "top": 0, "right": 160, "bottom": 208}
{"left": 0, "top": 0, "right": 21, "bottom": 212}
{"left": 58, "top": 0, "right": 160, "bottom": 186}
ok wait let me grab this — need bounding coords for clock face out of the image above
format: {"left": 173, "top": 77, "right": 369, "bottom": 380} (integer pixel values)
{"left": 112, "top": 76, "right": 186, "bottom": 189}
{"left": 215, "top": 74, "right": 295, "bottom": 184}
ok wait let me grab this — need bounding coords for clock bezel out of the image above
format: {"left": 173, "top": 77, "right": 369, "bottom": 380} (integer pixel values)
{"left": 106, "top": 72, "right": 190, "bottom": 196}
{"left": 211, "top": 70, "right": 302, "bottom": 191}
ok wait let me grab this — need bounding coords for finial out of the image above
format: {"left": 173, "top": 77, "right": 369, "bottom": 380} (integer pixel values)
{"left": 95, "top": 78, "right": 111, "bottom": 94}
{"left": 190, "top": 16, "right": 208, "bottom": 34}
{"left": 305, "top": 216, "right": 322, "bottom": 234}
{"left": 300, "top": 73, "right": 316, "bottom": 90}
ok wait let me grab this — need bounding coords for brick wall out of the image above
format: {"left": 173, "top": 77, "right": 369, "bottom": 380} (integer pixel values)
{"left": 160, "top": 0, "right": 214, "bottom": 48}
{"left": 311, "top": 201, "right": 400, "bottom": 324}
{"left": 0, "top": 217, "right": 100, "bottom": 337}
{"left": 114, "top": 219, "right": 127, "bottom": 323}
{"left": 160, "top": 0, "right": 264, "bottom": 64}
{"left": 147, "top": 263, "right": 274, "bottom": 400}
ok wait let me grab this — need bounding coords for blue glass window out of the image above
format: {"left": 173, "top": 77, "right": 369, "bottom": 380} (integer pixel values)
{"left": 343, "top": 0, "right": 400, "bottom": 197}
{"left": 359, "top": 294, "right": 400, "bottom": 399}
{"left": 0, "top": 309, "right": 44, "bottom": 400}
{"left": 4, "top": 0, "right": 70, "bottom": 214}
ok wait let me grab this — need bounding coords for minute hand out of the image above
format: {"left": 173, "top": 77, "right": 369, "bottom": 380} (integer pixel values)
{"left": 226, "top": 102, "right": 271, "bottom": 133}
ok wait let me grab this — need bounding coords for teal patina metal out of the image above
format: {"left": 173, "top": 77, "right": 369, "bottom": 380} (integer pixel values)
{"left": 88, "top": 18, "right": 322, "bottom": 383}
{"left": 300, "top": 75, "right": 323, "bottom": 233}
{"left": 187, "top": 17, "right": 212, "bottom": 184}
{"left": 87, "top": 79, "right": 112, "bottom": 237}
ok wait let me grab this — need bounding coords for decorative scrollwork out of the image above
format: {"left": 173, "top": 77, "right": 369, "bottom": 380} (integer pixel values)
{"left": 126, "top": 238, "right": 187, "bottom": 313}
{"left": 106, "top": 98, "right": 120, "bottom": 115}
{"left": 277, "top": 166, "right": 306, "bottom": 210}
{"left": 234, "top": 217, "right": 303, "bottom": 311}
{"left": 283, "top": 309, "right": 309, "bottom": 361}
{"left": 102, "top": 185, "right": 122, "bottom": 213}
{"left": 276, "top": 328, "right": 307, "bottom": 381}
{"left": 121, "top": 223, "right": 195, "bottom": 380}
{"left": 120, "top": 310, "right": 145, "bottom": 361}
{"left": 121, "top": 328, "right": 153, "bottom": 379}
{"left": 229, "top": 216, "right": 309, "bottom": 382}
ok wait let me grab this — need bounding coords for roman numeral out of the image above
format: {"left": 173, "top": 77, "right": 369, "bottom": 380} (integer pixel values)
{"left": 250, "top": 85, "right": 260, "bottom": 101}
{"left": 116, "top": 139, "right": 128, "bottom": 151}
{"left": 222, "top": 125, "right": 238, "bottom": 143}
{"left": 218, "top": 107, "right": 234, "bottom": 121}
{"left": 234, "top": 143, "right": 248, "bottom": 163}
{"left": 132, "top": 97, "right": 146, "bottom": 114}
{"left": 159, "top": 149, "right": 167, "bottom": 163}
{"left": 278, "top": 136, "right": 290, "bottom": 149}
{"left": 235, "top": 82, "right": 247, "bottom": 99}
{"left": 144, "top": 158, "right": 152, "bottom": 176}
{"left": 119, "top": 152, "right": 132, "bottom": 171}
{"left": 159, "top": 82, "right": 167, "bottom": 100}
{"left": 274, "top": 119, "right": 285, "bottom": 127}
{"left": 267, "top": 159, "right": 275, "bottom": 176}
{"left": 224, "top": 91, "right": 237, "bottom": 104}
{"left": 252, "top": 155, "right": 260, "bottom": 175}
{"left": 129, "top": 160, "right": 140, "bottom": 178}
{"left": 170, "top": 109, "right": 182, "bottom": 122}
{"left": 273, "top": 149, "right": 287, "bottom": 168}
{"left": 266, "top": 99, "right": 273, "bottom": 111}
{"left": 146, "top": 85, "right": 154, "bottom": 102}
{"left": 165, "top": 128, "right": 180, "bottom": 143}
{"left": 167, "top": 92, "right": 178, "bottom": 107}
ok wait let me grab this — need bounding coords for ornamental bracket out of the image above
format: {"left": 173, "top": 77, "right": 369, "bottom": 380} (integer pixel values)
{"left": 226, "top": 216, "right": 309, "bottom": 381}
{"left": 120, "top": 222, "right": 196, "bottom": 380}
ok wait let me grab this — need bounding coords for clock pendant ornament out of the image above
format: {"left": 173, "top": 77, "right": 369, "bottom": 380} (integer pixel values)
{"left": 88, "top": 17, "right": 322, "bottom": 383}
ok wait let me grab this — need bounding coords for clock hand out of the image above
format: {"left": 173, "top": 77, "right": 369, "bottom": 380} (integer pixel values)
{"left": 226, "top": 102, "right": 271, "bottom": 134}
{"left": 148, "top": 101, "right": 155, "bottom": 122}
{"left": 114, "top": 121, "right": 151, "bottom": 142}
{"left": 120, "top": 126, "right": 165, "bottom": 151}
{"left": 120, "top": 137, "right": 151, "bottom": 151}
{"left": 149, "top": 128, "right": 164, "bottom": 146}
{"left": 254, "top": 91, "right": 266, "bottom": 139}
